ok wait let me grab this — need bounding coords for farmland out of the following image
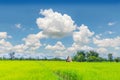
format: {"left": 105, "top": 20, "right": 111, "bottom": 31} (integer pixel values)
{"left": 0, "top": 61, "right": 120, "bottom": 80}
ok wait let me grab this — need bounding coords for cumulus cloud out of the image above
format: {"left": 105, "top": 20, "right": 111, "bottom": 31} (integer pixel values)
{"left": 0, "top": 39, "right": 13, "bottom": 53}
{"left": 68, "top": 43, "right": 93, "bottom": 52}
{"left": 23, "top": 34, "right": 41, "bottom": 51}
{"left": 13, "top": 44, "right": 26, "bottom": 53}
{"left": 0, "top": 32, "right": 13, "bottom": 53}
{"left": 73, "top": 24, "right": 94, "bottom": 45}
{"left": 93, "top": 36, "right": 120, "bottom": 47}
{"left": 96, "top": 47, "right": 107, "bottom": 53}
{"left": 13, "top": 31, "right": 47, "bottom": 53}
{"left": 55, "top": 24, "right": 95, "bottom": 56}
{"left": 0, "top": 32, "right": 12, "bottom": 39}
{"left": 45, "top": 41, "right": 65, "bottom": 51}
{"left": 36, "top": 9, "right": 76, "bottom": 38}
{"left": 0, "top": 31, "right": 46, "bottom": 53}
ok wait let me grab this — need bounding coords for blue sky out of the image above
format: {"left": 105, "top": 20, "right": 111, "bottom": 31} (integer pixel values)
{"left": 0, "top": 0, "right": 120, "bottom": 58}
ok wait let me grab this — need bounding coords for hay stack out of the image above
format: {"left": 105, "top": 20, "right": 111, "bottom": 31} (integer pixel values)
{"left": 66, "top": 56, "right": 72, "bottom": 62}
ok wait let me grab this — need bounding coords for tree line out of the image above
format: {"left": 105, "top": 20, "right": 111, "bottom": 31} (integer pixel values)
{"left": 73, "top": 50, "right": 120, "bottom": 62}
{"left": 0, "top": 52, "right": 64, "bottom": 61}
{"left": 0, "top": 51, "right": 120, "bottom": 62}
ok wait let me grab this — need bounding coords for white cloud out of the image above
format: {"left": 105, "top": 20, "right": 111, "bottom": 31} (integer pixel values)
{"left": 108, "top": 22, "right": 116, "bottom": 26}
{"left": 13, "top": 31, "right": 47, "bottom": 53}
{"left": 71, "top": 43, "right": 93, "bottom": 51}
{"left": 0, "top": 31, "right": 46, "bottom": 53}
{"left": 45, "top": 41, "right": 65, "bottom": 51}
{"left": 55, "top": 24, "right": 95, "bottom": 56}
{"left": 96, "top": 47, "right": 107, "bottom": 53}
{"left": 73, "top": 24, "right": 94, "bottom": 45}
{"left": 107, "top": 31, "right": 114, "bottom": 34}
{"left": 13, "top": 44, "right": 26, "bottom": 53}
{"left": 0, "top": 39, "right": 12, "bottom": 47}
{"left": 15, "top": 24, "right": 22, "bottom": 29}
{"left": 36, "top": 9, "right": 76, "bottom": 38}
{"left": 64, "top": 43, "right": 94, "bottom": 55}
{"left": 0, "top": 39, "right": 13, "bottom": 53}
{"left": 95, "top": 35, "right": 101, "bottom": 39}
{"left": 0, "top": 32, "right": 12, "bottom": 39}
{"left": 23, "top": 34, "right": 41, "bottom": 51}
{"left": 22, "top": 32, "right": 46, "bottom": 51}
{"left": 0, "top": 32, "right": 13, "bottom": 53}
{"left": 115, "top": 47, "right": 120, "bottom": 50}
{"left": 93, "top": 36, "right": 120, "bottom": 47}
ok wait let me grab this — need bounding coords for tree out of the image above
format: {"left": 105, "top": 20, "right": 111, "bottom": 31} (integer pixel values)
{"left": 86, "top": 50, "right": 100, "bottom": 62}
{"left": 73, "top": 51, "right": 86, "bottom": 62}
{"left": 114, "top": 57, "right": 120, "bottom": 62}
{"left": 9, "top": 52, "right": 15, "bottom": 60}
{"left": 87, "top": 56, "right": 98, "bottom": 62}
{"left": 86, "top": 50, "right": 99, "bottom": 58}
{"left": 108, "top": 53, "right": 113, "bottom": 62}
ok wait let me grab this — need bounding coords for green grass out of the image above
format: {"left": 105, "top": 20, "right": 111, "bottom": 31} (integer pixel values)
{"left": 0, "top": 61, "right": 120, "bottom": 80}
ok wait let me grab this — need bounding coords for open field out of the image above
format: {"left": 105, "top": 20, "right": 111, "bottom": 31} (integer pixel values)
{"left": 0, "top": 61, "right": 120, "bottom": 80}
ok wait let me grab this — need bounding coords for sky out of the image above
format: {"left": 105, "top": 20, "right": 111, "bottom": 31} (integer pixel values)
{"left": 0, "top": 0, "right": 120, "bottom": 58}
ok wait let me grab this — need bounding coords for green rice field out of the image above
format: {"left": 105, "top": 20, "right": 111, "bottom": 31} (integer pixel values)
{"left": 0, "top": 61, "right": 120, "bottom": 80}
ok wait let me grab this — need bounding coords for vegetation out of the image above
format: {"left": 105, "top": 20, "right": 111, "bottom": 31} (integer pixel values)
{"left": 108, "top": 53, "right": 113, "bottom": 62}
{"left": 73, "top": 51, "right": 86, "bottom": 62}
{"left": 73, "top": 50, "right": 118, "bottom": 62}
{"left": 0, "top": 50, "right": 119, "bottom": 62}
{"left": 0, "top": 61, "right": 120, "bottom": 80}
{"left": 9, "top": 52, "right": 15, "bottom": 60}
{"left": 114, "top": 57, "right": 120, "bottom": 62}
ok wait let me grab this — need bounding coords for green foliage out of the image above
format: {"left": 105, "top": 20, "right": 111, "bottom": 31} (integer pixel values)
{"left": 73, "top": 50, "right": 106, "bottom": 62}
{"left": 87, "top": 56, "right": 98, "bottom": 62}
{"left": 73, "top": 51, "right": 86, "bottom": 62}
{"left": 108, "top": 53, "right": 113, "bottom": 61}
{"left": 114, "top": 57, "right": 120, "bottom": 62}
{"left": 86, "top": 50, "right": 99, "bottom": 58}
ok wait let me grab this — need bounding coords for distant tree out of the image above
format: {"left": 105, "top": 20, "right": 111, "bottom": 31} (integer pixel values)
{"left": 44, "top": 57, "right": 47, "bottom": 60}
{"left": 19, "top": 56, "right": 24, "bottom": 60}
{"left": 73, "top": 51, "right": 86, "bottom": 62}
{"left": 52, "top": 57, "right": 63, "bottom": 61}
{"left": 0, "top": 57, "right": 2, "bottom": 60}
{"left": 108, "top": 53, "right": 113, "bottom": 62}
{"left": 114, "top": 57, "right": 120, "bottom": 62}
{"left": 98, "top": 57, "right": 107, "bottom": 62}
{"left": 9, "top": 52, "right": 15, "bottom": 60}
{"left": 2, "top": 56, "right": 6, "bottom": 60}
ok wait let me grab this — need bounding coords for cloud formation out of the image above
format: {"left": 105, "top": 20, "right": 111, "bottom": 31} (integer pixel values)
{"left": 0, "top": 32, "right": 13, "bottom": 53}
{"left": 13, "top": 31, "right": 47, "bottom": 53}
{"left": 45, "top": 41, "right": 65, "bottom": 51}
{"left": 73, "top": 24, "right": 94, "bottom": 45}
{"left": 0, "top": 32, "right": 12, "bottom": 39}
{"left": 0, "top": 8, "right": 120, "bottom": 58}
{"left": 93, "top": 37, "right": 120, "bottom": 47}
{"left": 36, "top": 9, "right": 76, "bottom": 38}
